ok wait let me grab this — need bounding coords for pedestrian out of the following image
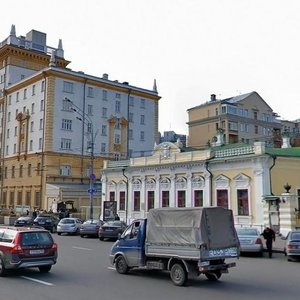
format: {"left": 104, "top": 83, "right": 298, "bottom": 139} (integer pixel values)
{"left": 115, "top": 214, "right": 120, "bottom": 221}
{"left": 32, "top": 209, "right": 37, "bottom": 219}
{"left": 262, "top": 227, "right": 276, "bottom": 258}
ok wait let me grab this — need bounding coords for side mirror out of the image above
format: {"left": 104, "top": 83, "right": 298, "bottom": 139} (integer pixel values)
{"left": 118, "top": 233, "right": 122, "bottom": 240}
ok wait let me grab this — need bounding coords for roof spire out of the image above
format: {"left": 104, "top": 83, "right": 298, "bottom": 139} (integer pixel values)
{"left": 153, "top": 79, "right": 157, "bottom": 93}
{"left": 49, "top": 50, "right": 56, "bottom": 67}
{"left": 56, "top": 39, "right": 64, "bottom": 58}
{"left": 10, "top": 24, "right": 16, "bottom": 36}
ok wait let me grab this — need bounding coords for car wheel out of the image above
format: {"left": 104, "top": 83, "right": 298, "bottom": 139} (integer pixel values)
{"left": 50, "top": 226, "right": 55, "bottom": 233}
{"left": 0, "top": 258, "right": 7, "bottom": 277}
{"left": 99, "top": 236, "right": 104, "bottom": 241}
{"left": 57, "top": 232, "right": 61, "bottom": 236}
{"left": 39, "top": 265, "right": 52, "bottom": 273}
{"left": 80, "top": 235, "right": 84, "bottom": 238}
{"left": 115, "top": 256, "right": 129, "bottom": 274}
{"left": 205, "top": 271, "right": 222, "bottom": 281}
{"left": 170, "top": 263, "right": 187, "bottom": 286}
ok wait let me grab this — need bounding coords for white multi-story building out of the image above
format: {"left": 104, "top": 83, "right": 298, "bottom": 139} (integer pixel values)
{"left": 0, "top": 25, "right": 160, "bottom": 216}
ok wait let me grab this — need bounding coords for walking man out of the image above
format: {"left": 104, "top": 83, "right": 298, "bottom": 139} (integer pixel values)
{"left": 262, "top": 227, "right": 276, "bottom": 258}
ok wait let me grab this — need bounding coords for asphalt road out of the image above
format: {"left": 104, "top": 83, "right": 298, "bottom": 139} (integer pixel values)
{"left": 0, "top": 234, "right": 299, "bottom": 300}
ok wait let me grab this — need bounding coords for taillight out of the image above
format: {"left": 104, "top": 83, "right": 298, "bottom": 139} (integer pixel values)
{"left": 288, "top": 244, "right": 297, "bottom": 249}
{"left": 255, "top": 238, "right": 262, "bottom": 245}
{"left": 52, "top": 243, "right": 58, "bottom": 251}
{"left": 116, "top": 227, "right": 122, "bottom": 232}
{"left": 10, "top": 244, "right": 24, "bottom": 255}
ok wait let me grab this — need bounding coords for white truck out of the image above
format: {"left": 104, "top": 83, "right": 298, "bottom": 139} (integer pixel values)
{"left": 110, "top": 207, "right": 240, "bottom": 286}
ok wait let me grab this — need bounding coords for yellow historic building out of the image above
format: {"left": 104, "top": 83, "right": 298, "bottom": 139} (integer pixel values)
{"left": 0, "top": 26, "right": 160, "bottom": 217}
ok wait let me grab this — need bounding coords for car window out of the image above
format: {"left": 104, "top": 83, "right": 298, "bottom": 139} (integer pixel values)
{"left": 0, "top": 229, "right": 17, "bottom": 243}
{"left": 236, "top": 228, "right": 258, "bottom": 236}
{"left": 21, "top": 232, "right": 53, "bottom": 246}
{"left": 291, "top": 232, "right": 300, "bottom": 240}
{"left": 60, "top": 219, "right": 75, "bottom": 224}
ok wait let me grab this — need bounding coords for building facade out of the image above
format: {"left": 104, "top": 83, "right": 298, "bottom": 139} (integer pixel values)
{"left": 187, "top": 92, "right": 282, "bottom": 148}
{"left": 0, "top": 25, "right": 160, "bottom": 216}
{"left": 101, "top": 135, "right": 300, "bottom": 235}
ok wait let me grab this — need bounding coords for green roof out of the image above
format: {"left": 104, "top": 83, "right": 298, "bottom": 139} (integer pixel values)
{"left": 265, "top": 147, "right": 300, "bottom": 157}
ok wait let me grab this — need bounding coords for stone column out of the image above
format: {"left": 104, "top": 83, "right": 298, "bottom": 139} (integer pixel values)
{"left": 279, "top": 193, "right": 297, "bottom": 237}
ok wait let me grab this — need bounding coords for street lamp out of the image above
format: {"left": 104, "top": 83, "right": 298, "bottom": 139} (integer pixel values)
{"left": 122, "top": 168, "right": 128, "bottom": 224}
{"left": 65, "top": 97, "right": 95, "bottom": 220}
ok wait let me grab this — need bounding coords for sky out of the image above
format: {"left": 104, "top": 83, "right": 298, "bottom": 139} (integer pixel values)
{"left": 2, "top": 0, "right": 300, "bottom": 135}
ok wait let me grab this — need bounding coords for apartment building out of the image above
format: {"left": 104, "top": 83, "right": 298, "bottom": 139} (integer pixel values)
{"left": 0, "top": 25, "right": 160, "bottom": 215}
{"left": 187, "top": 92, "right": 282, "bottom": 148}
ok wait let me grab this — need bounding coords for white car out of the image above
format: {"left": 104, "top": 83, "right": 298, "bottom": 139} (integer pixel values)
{"left": 57, "top": 218, "right": 82, "bottom": 235}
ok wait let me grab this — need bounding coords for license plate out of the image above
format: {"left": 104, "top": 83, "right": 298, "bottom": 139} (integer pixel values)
{"left": 30, "top": 249, "right": 45, "bottom": 255}
{"left": 209, "top": 247, "right": 238, "bottom": 257}
{"left": 105, "top": 229, "right": 113, "bottom": 232}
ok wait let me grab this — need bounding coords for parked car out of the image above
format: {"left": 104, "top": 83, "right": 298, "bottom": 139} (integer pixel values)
{"left": 57, "top": 218, "right": 82, "bottom": 235}
{"left": 282, "top": 230, "right": 300, "bottom": 261}
{"left": 98, "top": 220, "right": 127, "bottom": 241}
{"left": 236, "top": 227, "right": 263, "bottom": 256}
{"left": 33, "top": 214, "right": 60, "bottom": 233}
{"left": 0, "top": 226, "right": 58, "bottom": 276}
{"left": 14, "top": 216, "right": 34, "bottom": 227}
{"left": 80, "top": 219, "right": 104, "bottom": 238}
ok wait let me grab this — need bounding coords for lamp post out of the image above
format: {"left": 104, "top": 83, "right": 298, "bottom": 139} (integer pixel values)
{"left": 122, "top": 168, "right": 128, "bottom": 224}
{"left": 65, "top": 98, "right": 95, "bottom": 220}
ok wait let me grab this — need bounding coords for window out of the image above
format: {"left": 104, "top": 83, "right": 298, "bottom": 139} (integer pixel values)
{"left": 23, "top": 106, "right": 26, "bottom": 113}
{"left": 102, "top": 107, "right": 107, "bottom": 118}
{"left": 115, "top": 101, "right": 120, "bottom": 113}
{"left": 216, "top": 189, "right": 228, "bottom": 209}
{"left": 177, "top": 190, "right": 186, "bottom": 207}
{"left": 102, "top": 90, "right": 107, "bottom": 100}
{"left": 194, "top": 190, "right": 203, "bottom": 207}
{"left": 253, "top": 111, "right": 258, "bottom": 120}
{"left": 13, "top": 144, "right": 16, "bottom": 154}
{"left": 162, "top": 191, "right": 169, "bottom": 207}
{"left": 228, "top": 121, "right": 238, "bottom": 131}
{"left": 29, "top": 140, "right": 33, "bottom": 151}
{"left": 17, "top": 191, "right": 22, "bottom": 205}
{"left": 23, "top": 89, "right": 27, "bottom": 99}
{"left": 4, "top": 167, "right": 7, "bottom": 179}
{"left": 140, "top": 131, "right": 145, "bottom": 141}
{"left": 31, "top": 103, "right": 35, "bottom": 114}
{"left": 255, "top": 125, "right": 259, "bottom": 134}
{"left": 116, "top": 93, "right": 121, "bottom": 99}
{"left": 8, "top": 112, "right": 11, "bottom": 122}
{"left": 101, "top": 143, "right": 106, "bottom": 153}
{"left": 87, "top": 87, "right": 94, "bottom": 97}
{"left": 19, "top": 165, "right": 23, "bottom": 177}
{"left": 39, "top": 138, "right": 43, "bottom": 149}
{"left": 128, "top": 129, "right": 133, "bottom": 140}
{"left": 30, "top": 121, "right": 34, "bottom": 132}
{"left": 133, "top": 191, "right": 140, "bottom": 211}
{"left": 140, "top": 115, "right": 145, "bottom": 125}
{"left": 37, "top": 163, "right": 41, "bottom": 176}
{"left": 39, "top": 119, "right": 44, "bottom": 130}
{"left": 32, "top": 85, "right": 36, "bottom": 95}
{"left": 101, "top": 125, "right": 107, "bottom": 136}
{"left": 26, "top": 191, "right": 31, "bottom": 205}
{"left": 61, "top": 138, "right": 71, "bottom": 150}
{"left": 87, "top": 123, "right": 92, "bottom": 133}
{"left": 115, "top": 118, "right": 121, "bottom": 129}
{"left": 40, "top": 100, "right": 44, "bottom": 111}
{"left": 62, "top": 98, "right": 72, "bottom": 111}
{"left": 8, "top": 95, "right": 11, "bottom": 105}
{"left": 147, "top": 191, "right": 154, "bottom": 211}
{"left": 16, "top": 92, "right": 19, "bottom": 102}
{"left": 237, "top": 189, "right": 249, "bottom": 215}
{"left": 115, "top": 134, "right": 120, "bottom": 144}
{"left": 87, "top": 105, "right": 93, "bottom": 115}
{"left": 62, "top": 119, "right": 72, "bottom": 130}
{"left": 6, "top": 129, "right": 9, "bottom": 139}
{"left": 60, "top": 165, "right": 71, "bottom": 176}
{"left": 12, "top": 166, "right": 15, "bottom": 178}
{"left": 114, "top": 153, "right": 121, "bottom": 161}
{"left": 129, "top": 112, "right": 134, "bottom": 123}
{"left": 119, "top": 191, "right": 125, "bottom": 211}
{"left": 129, "top": 96, "right": 134, "bottom": 106}
{"left": 140, "top": 98, "right": 145, "bottom": 108}
{"left": 15, "top": 109, "right": 18, "bottom": 117}
{"left": 63, "top": 81, "right": 74, "bottom": 93}
{"left": 28, "top": 164, "right": 32, "bottom": 176}
{"left": 41, "top": 80, "right": 45, "bottom": 92}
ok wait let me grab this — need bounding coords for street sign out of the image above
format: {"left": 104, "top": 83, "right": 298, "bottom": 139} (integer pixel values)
{"left": 88, "top": 189, "right": 97, "bottom": 194}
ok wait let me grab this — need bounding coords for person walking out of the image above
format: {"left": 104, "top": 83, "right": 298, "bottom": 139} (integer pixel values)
{"left": 262, "top": 227, "right": 276, "bottom": 258}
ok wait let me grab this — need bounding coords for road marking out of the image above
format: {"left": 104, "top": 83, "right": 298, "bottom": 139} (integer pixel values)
{"left": 107, "top": 266, "right": 115, "bottom": 270}
{"left": 21, "top": 276, "right": 54, "bottom": 286}
{"left": 72, "top": 246, "right": 93, "bottom": 251}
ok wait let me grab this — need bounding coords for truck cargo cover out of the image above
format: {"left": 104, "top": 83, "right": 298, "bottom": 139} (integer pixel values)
{"left": 146, "top": 207, "right": 238, "bottom": 249}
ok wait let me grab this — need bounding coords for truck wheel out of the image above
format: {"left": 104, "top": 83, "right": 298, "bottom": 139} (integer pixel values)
{"left": 205, "top": 271, "right": 222, "bottom": 281}
{"left": 0, "top": 258, "right": 7, "bottom": 277}
{"left": 115, "top": 256, "right": 129, "bottom": 274}
{"left": 170, "top": 263, "right": 187, "bottom": 286}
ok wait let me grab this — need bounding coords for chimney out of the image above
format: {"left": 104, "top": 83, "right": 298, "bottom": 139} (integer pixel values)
{"left": 210, "top": 94, "right": 216, "bottom": 101}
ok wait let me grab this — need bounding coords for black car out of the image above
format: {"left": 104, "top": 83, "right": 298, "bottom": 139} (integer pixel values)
{"left": 14, "top": 216, "right": 35, "bottom": 227}
{"left": 33, "top": 215, "right": 60, "bottom": 233}
{"left": 98, "top": 220, "right": 127, "bottom": 241}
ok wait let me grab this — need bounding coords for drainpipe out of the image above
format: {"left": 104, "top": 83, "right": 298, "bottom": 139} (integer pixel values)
{"left": 126, "top": 88, "right": 132, "bottom": 159}
{"left": 205, "top": 161, "right": 213, "bottom": 206}
{"left": 269, "top": 155, "right": 277, "bottom": 196}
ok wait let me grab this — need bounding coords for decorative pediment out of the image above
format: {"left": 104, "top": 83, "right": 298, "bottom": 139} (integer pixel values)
{"left": 215, "top": 175, "right": 230, "bottom": 188}
{"left": 192, "top": 175, "right": 205, "bottom": 188}
{"left": 234, "top": 173, "right": 250, "bottom": 188}
{"left": 152, "top": 142, "right": 181, "bottom": 159}
{"left": 160, "top": 177, "right": 170, "bottom": 189}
